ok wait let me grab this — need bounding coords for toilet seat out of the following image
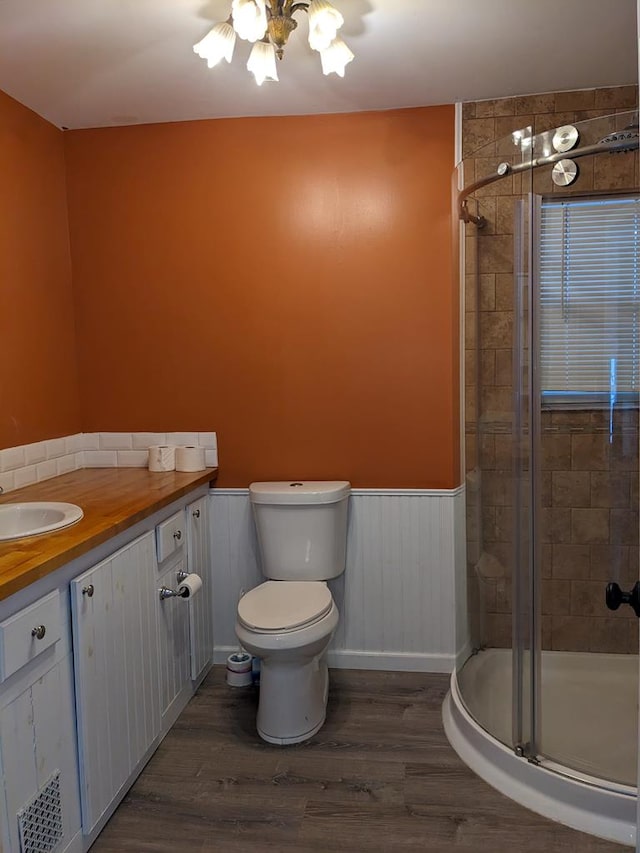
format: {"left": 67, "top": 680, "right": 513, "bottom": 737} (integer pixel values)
{"left": 238, "top": 581, "right": 333, "bottom": 633}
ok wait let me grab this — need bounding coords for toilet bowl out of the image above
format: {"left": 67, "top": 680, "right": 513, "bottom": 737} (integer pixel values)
{"left": 236, "top": 480, "right": 350, "bottom": 745}
{"left": 236, "top": 580, "right": 339, "bottom": 744}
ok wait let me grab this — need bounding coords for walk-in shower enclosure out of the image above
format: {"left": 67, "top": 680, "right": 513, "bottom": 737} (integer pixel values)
{"left": 447, "top": 95, "right": 640, "bottom": 847}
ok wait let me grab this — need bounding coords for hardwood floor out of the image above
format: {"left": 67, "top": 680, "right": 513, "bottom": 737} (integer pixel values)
{"left": 91, "top": 667, "right": 626, "bottom": 852}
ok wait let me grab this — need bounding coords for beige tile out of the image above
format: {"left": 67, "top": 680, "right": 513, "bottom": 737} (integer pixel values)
{"left": 571, "top": 508, "right": 610, "bottom": 545}
{"left": 485, "top": 613, "right": 512, "bottom": 648}
{"left": 482, "top": 471, "right": 511, "bottom": 507}
{"left": 551, "top": 411, "right": 590, "bottom": 427}
{"left": 570, "top": 580, "right": 608, "bottom": 617}
{"left": 515, "top": 93, "right": 556, "bottom": 115}
{"left": 541, "top": 543, "right": 553, "bottom": 579}
{"left": 494, "top": 434, "right": 513, "bottom": 469}
{"left": 552, "top": 544, "right": 590, "bottom": 580}
{"left": 494, "top": 505, "right": 513, "bottom": 543}
{"left": 610, "top": 509, "right": 639, "bottom": 547}
{"left": 476, "top": 198, "right": 496, "bottom": 235}
{"left": 479, "top": 311, "right": 513, "bottom": 347}
{"left": 551, "top": 471, "right": 590, "bottom": 507}
{"left": 571, "top": 434, "right": 610, "bottom": 471}
{"left": 555, "top": 89, "right": 596, "bottom": 111}
{"left": 533, "top": 112, "right": 576, "bottom": 136}
{"left": 540, "top": 507, "right": 572, "bottom": 544}
{"left": 461, "top": 102, "right": 476, "bottom": 120}
{"left": 550, "top": 614, "right": 590, "bottom": 652}
{"left": 465, "top": 434, "right": 477, "bottom": 472}
{"left": 475, "top": 97, "right": 517, "bottom": 118}
{"left": 464, "top": 274, "right": 477, "bottom": 313}
{"left": 465, "top": 311, "right": 476, "bottom": 350}
{"left": 479, "top": 433, "right": 496, "bottom": 469}
{"left": 478, "top": 274, "right": 496, "bottom": 311}
{"left": 464, "top": 349, "right": 475, "bottom": 387}
{"left": 542, "top": 434, "right": 571, "bottom": 471}
{"left": 611, "top": 433, "right": 639, "bottom": 472}
{"left": 495, "top": 113, "right": 534, "bottom": 142}
{"left": 589, "top": 544, "right": 630, "bottom": 581}
{"left": 494, "top": 196, "right": 515, "bottom": 236}
{"left": 588, "top": 618, "right": 633, "bottom": 654}
{"left": 480, "top": 348, "right": 496, "bottom": 386}
{"left": 594, "top": 150, "right": 636, "bottom": 191}
{"left": 494, "top": 274, "right": 513, "bottom": 311}
{"left": 594, "top": 86, "right": 639, "bottom": 110}
{"left": 495, "top": 349, "right": 512, "bottom": 387}
{"left": 590, "top": 472, "right": 631, "bottom": 508}
{"left": 494, "top": 577, "right": 512, "bottom": 613}
{"left": 481, "top": 387, "right": 512, "bottom": 420}
{"left": 463, "top": 118, "right": 496, "bottom": 158}
{"left": 541, "top": 471, "right": 552, "bottom": 508}
{"left": 478, "top": 235, "right": 514, "bottom": 274}
{"left": 542, "top": 579, "right": 571, "bottom": 616}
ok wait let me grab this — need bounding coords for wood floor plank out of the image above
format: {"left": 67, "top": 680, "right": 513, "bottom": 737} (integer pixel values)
{"left": 91, "top": 666, "right": 627, "bottom": 852}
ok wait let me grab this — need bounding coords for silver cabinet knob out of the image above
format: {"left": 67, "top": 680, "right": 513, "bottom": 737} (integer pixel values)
{"left": 192, "top": 509, "right": 201, "bottom": 519}
{"left": 82, "top": 585, "right": 94, "bottom": 597}
{"left": 173, "top": 530, "right": 182, "bottom": 541}
{"left": 31, "top": 625, "right": 46, "bottom": 640}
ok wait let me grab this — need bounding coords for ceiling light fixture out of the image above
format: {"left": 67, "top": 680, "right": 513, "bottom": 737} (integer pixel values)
{"left": 193, "top": 0, "right": 354, "bottom": 86}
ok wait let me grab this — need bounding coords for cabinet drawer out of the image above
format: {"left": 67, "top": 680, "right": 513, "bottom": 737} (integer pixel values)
{"left": 156, "top": 510, "right": 186, "bottom": 564}
{"left": 0, "top": 590, "right": 61, "bottom": 681}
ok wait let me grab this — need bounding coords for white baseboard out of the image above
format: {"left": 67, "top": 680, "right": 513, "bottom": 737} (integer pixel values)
{"left": 213, "top": 645, "right": 454, "bottom": 674}
{"left": 326, "top": 649, "right": 454, "bottom": 673}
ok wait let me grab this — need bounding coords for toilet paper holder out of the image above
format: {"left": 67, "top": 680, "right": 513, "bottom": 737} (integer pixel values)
{"left": 159, "top": 570, "right": 190, "bottom": 601}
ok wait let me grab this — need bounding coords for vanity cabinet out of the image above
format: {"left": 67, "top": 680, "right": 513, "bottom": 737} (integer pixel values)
{"left": 70, "top": 532, "right": 160, "bottom": 836}
{"left": 0, "top": 477, "right": 214, "bottom": 852}
{"left": 0, "top": 593, "right": 81, "bottom": 853}
{"left": 157, "top": 556, "right": 191, "bottom": 729}
{"left": 186, "top": 496, "right": 213, "bottom": 681}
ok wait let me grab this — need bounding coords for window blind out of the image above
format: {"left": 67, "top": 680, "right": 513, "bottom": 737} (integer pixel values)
{"left": 539, "top": 195, "right": 640, "bottom": 401}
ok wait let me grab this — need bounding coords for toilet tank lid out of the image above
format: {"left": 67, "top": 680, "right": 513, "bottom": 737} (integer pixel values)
{"left": 249, "top": 481, "right": 351, "bottom": 505}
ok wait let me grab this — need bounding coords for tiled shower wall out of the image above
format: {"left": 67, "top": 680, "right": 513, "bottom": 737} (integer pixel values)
{"left": 463, "top": 86, "right": 639, "bottom": 654}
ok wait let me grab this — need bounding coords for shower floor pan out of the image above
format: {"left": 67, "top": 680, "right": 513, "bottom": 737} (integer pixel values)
{"left": 444, "top": 648, "right": 638, "bottom": 847}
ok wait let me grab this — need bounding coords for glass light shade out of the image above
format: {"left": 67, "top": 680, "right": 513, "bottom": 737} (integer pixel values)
{"left": 247, "top": 41, "right": 279, "bottom": 85}
{"left": 308, "top": 0, "right": 344, "bottom": 52}
{"left": 193, "top": 22, "right": 236, "bottom": 67}
{"left": 232, "top": 0, "right": 268, "bottom": 43}
{"left": 320, "top": 37, "right": 354, "bottom": 77}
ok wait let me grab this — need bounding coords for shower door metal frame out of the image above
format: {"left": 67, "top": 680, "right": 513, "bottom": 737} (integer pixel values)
{"left": 511, "top": 189, "right": 543, "bottom": 761}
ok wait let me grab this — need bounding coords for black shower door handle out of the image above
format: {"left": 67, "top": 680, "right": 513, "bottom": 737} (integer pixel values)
{"left": 605, "top": 581, "right": 640, "bottom": 618}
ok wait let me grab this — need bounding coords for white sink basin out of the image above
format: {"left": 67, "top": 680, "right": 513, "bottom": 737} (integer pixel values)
{"left": 0, "top": 502, "right": 84, "bottom": 541}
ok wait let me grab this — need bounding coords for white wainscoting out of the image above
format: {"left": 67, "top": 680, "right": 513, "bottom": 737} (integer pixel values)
{"left": 210, "top": 487, "right": 466, "bottom": 673}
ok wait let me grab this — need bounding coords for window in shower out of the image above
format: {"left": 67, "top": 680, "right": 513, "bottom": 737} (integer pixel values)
{"left": 539, "top": 194, "right": 640, "bottom": 408}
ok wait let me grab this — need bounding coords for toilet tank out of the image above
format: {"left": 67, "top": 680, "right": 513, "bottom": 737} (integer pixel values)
{"left": 249, "top": 481, "right": 350, "bottom": 581}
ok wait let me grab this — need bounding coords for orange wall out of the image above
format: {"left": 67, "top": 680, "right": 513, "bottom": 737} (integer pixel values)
{"left": 65, "top": 107, "right": 457, "bottom": 488}
{"left": 0, "top": 91, "right": 80, "bottom": 449}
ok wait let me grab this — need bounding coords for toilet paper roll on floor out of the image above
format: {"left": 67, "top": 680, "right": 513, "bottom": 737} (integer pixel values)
{"left": 178, "top": 573, "right": 202, "bottom": 599}
{"left": 175, "top": 445, "right": 206, "bottom": 472}
{"left": 148, "top": 445, "right": 176, "bottom": 472}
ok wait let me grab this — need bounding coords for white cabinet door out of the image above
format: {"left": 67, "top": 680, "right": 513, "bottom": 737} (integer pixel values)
{"left": 71, "top": 531, "right": 159, "bottom": 836}
{"left": 157, "top": 558, "right": 191, "bottom": 728}
{"left": 186, "top": 496, "right": 213, "bottom": 681}
{"left": 0, "top": 657, "right": 81, "bottom": 853}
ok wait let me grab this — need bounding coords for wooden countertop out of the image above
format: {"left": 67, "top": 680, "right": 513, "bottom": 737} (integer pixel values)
{"left": 0, "top": 467, "right": 218, "bottom": 601}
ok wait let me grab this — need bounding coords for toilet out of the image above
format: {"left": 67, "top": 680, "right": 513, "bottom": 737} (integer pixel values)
{"left": 235, "top": 480, "right": 350, "bottom": 745}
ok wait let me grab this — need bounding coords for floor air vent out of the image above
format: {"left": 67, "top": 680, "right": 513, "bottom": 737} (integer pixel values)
{"left": 17, "top": 771, "right": 63, "bottom": 853}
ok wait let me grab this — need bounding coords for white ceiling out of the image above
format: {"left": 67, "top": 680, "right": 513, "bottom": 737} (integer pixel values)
{"left": 0, "top": 0, "right": 636, "bottom": 130}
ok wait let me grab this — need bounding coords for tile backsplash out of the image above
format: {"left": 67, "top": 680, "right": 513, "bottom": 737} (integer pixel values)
{"left": 0, "top": 432, "right": 218, "bottom": 494}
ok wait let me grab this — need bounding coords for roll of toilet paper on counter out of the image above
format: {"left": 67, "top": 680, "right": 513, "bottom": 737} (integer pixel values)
{"left": 175, "top": 445, "right": 206, "bottom": 472}
{"left": 148, "top": 445, "right": 176, "bottom": 472}
{"left": 178, "top": 573, "right": 202, "bottom": 599}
